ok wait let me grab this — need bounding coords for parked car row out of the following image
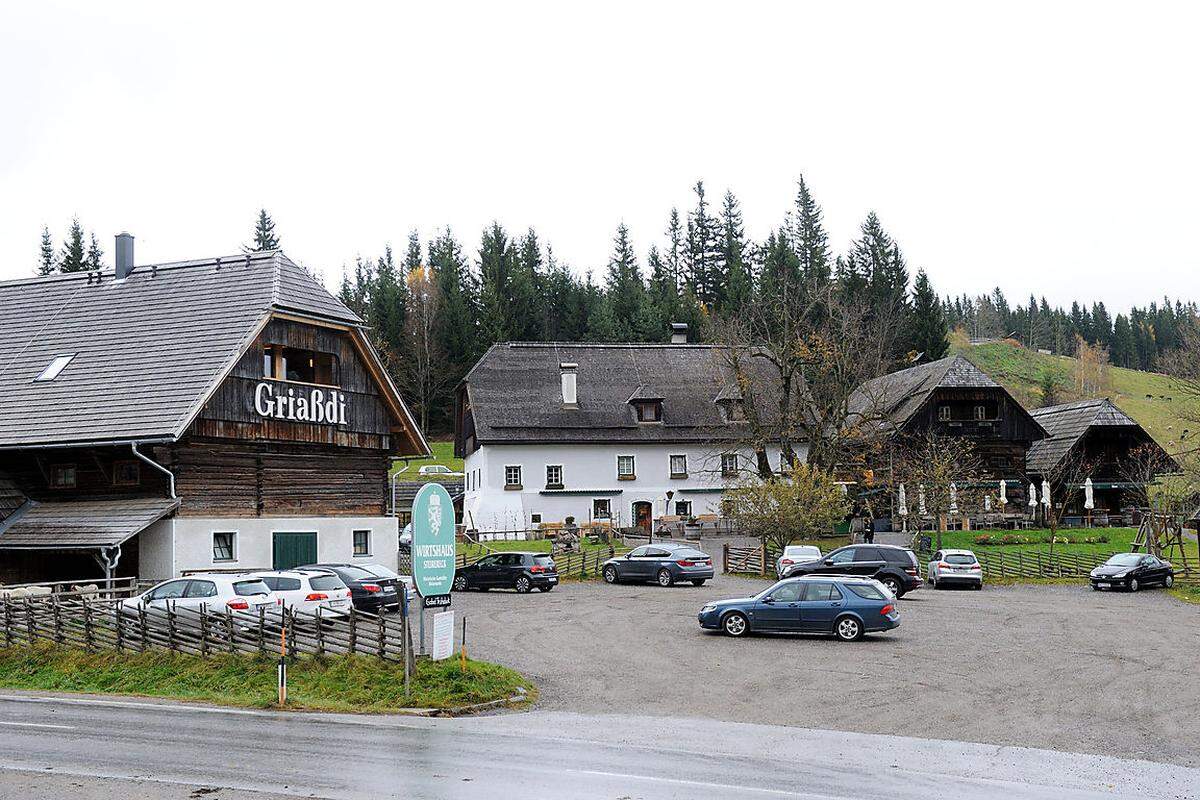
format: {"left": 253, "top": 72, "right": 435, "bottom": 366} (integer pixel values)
{"left": 123, "top": 562, "right": 411, "bottom": 617}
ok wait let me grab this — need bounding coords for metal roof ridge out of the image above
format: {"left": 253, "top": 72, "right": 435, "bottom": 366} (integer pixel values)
{"left": 0, "top": 251, "right": 278, "bottom": 288}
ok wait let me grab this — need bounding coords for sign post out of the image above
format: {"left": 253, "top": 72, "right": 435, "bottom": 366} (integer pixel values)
{"left": 411, "top": 482, "right": 457, "bottom": 655}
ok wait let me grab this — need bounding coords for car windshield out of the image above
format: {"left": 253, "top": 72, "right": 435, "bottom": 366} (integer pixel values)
{"left": 233, "top": 580, "right": 272, "bottom": 597}
{"left": 1105, "top": 554, "right": 1142, "bottom": 567}
{"left": 676, "top": 550, "right": 707, "bottom": 560}
{"left": 845, "top": 583, "right": 887, "bottom": 600}
{"left": 945, "top": 554, "right": 976, "bottom": 565}
{"left": 532, "top": 555, "right": 554, "bottom": 565}
{"left": 784, "top": 546, "right": 818, "bottom": 558}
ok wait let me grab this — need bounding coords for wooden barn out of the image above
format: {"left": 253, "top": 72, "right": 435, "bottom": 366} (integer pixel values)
{"left": 0, "top": 238, "right": 428, "bottom": 585}
{"left": 1026, "top": 398, "right": 1174, "bottom": 518}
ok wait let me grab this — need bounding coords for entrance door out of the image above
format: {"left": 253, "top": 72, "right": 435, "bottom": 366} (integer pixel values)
{"left": 272, "top": 532, "right": 317, "bottom": 570}
{"left": 632, "top": 501, "right": 653, "bottom": 531}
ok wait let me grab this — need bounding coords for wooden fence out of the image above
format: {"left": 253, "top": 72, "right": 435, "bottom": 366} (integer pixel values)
{"left": 0, "top": 597, "right": 411, "bottom": 665}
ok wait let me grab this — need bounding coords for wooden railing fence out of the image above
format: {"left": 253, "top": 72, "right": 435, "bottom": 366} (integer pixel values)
{"left": 0, "top": 597, "right": 412, "bottom": 665}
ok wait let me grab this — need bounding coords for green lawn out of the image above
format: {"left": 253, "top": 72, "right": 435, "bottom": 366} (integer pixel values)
{"left": 458, "top": 537, "right": 621, "bottom": 560}
{"left": 926, "top": 527, "right": 1138, "bottom": 558}
{"left": 391, "top": 440, "right": 463, "bottom": 478}
{"left": 0, "top": 645, "right": 533, "bottom": 713}
{"left": 960, "top": 341, "right": 1188, "bottom": 448}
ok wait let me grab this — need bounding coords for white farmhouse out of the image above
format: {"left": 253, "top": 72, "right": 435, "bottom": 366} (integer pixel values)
{"left": 454, "top": 328, "right": 797, "bottom": 533}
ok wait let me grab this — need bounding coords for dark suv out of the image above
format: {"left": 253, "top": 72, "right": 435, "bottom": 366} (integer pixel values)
{"left": 781, "top": 544, "right": 922, "bottom": 597}
{"left": 452, "top": 552, "right": 559, "bottom": 593}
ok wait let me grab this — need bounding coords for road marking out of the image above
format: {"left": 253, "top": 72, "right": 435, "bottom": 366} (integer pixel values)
{"left": 0, "top": 721, "right": 77, "bottom": 731}
{"left": 575, "top": 770, "right": 858, "bottom": 799}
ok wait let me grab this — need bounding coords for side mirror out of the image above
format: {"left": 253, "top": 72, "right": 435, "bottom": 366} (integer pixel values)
{"left": 824, "top": 559, "right": 835, "bottom": 566}
{"left": 761, "top": 596, "right": 775, "bottom": 604}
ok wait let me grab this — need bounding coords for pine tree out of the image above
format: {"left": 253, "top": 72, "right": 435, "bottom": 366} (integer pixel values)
{"left": 663, "top": 208, "right": 684, "bottom": 294}
{"left": 477, "top": 222, "right": 516, "bottom": 345}
{"left": 370, "top": 245, "right": 407, "bottom": 364}
{"left": 58, "top": 218, "right": 87, "bottom": 273}
{"left": 717, "top": 190, "right": 751, "bottom": 314}
{"left": 86, "top": 233, "right": 104, "bottom": 271}
{"left": 790, "top": 175, "right": 831, "bottom": 287}
{"left": 603, "top": 223, "right": 651, "bottom": 340}
{"left": 38, "top": 226, "right": 55, "bottom": 275}
{"left": 250, "top": 209, "right": 280, "bottom": 251}
{"left": 909, "top": 269, "right": 949, "bottom": 360}
{"left": 1111, "top": 314, "right": 1136, "bottom": 367}
{"left": 683, "top": 181, "right": 720, "bottom": 305}
{"left": 1091, "top": 302, "right": 1112, "bottom": 345}
{"left": 403, "top": 230, "right": 422, "bottom": 272}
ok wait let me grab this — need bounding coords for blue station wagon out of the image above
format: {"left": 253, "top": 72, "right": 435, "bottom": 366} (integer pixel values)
{"left": 697, "top": 576, "right": 899, "bottom": 641}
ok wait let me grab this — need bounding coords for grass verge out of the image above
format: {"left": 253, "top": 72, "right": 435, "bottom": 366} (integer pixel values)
{"left": 0, "top": 645, "right": 534, "bottom": 713}
{"left": 1168, "top": 585, "right": 1200, "bottom": 605}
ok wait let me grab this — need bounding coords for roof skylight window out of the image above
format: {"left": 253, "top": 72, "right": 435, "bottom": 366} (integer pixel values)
{"left": 34, "top": 354, "right": 76, "bottom": 382}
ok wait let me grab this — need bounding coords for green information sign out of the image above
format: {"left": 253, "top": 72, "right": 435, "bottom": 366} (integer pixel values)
{"left": 411, "top": 482, "right": 456, "bottom": 599}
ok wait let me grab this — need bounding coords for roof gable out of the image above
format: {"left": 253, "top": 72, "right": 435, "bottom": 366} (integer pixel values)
{"left": 0, "top": 251, "right": 372, "bottom": 448}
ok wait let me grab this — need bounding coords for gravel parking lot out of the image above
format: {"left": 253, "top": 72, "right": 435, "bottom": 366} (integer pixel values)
{"left": 448, "top": 568, "right": 1200, "bottom": 768}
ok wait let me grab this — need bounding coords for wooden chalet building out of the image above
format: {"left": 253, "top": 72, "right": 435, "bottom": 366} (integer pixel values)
{"left": 0, "top": 238, "right": 427, "bottom": 584}
{"left": 850, "top": 355, "right": 1048, "bottom": 503}
{"left": 1026, "top": 398, "right": 1173, "bottom": 517}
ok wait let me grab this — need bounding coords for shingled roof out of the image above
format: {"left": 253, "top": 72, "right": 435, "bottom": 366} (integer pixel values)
{"left": 1026, "top": 398, "right": 1148, "bottom": 475}
{"left": 849, "top": 354, "right": 1026, "bottom": 435}
{"left": 0, "top": 251, "right": 370, "bottom": 448}
{"left": 0, "top": 495, "right": 179, "bottom": 549}
{"left": 462, "top": 343, "right": 779, "bottom": 444}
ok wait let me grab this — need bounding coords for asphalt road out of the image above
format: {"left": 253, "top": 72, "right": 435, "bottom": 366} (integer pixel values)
{"left": 0, "top": 693, "right": 1196, "bottom": 799}
{"left": 447, "top": 566, "right": 1200, "bottom": 768}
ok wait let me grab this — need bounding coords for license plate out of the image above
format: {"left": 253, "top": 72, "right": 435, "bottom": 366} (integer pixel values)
{"left": 331, "top": 599, "right": 349, "bottom": 608}
{"left": 384, "top": 586, "right": 396, "bottom": 593}
{"left": 1097, "top": 582, "right": 1110, "bottom": 588}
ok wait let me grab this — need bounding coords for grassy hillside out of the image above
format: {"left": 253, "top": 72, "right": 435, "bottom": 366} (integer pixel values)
{"left": 959, "top": 340, "right": 1191, "bottom": 448}
{"left": 390, "top": 440, "right": 464, "bottom": 478}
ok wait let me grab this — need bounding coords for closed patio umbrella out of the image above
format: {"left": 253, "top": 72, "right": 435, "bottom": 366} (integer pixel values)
{"left": 1028, "top": 482, "right": 1038, "bottom": 507}
{"left": 897, "top": 483, "right": 908, "bottom": 516}
{"left": 985, "top": 494, "right": 992, "bottom": 512}
{"left": 998, "top": 479, "right": 1008, "bottom": 506}
{"left": 918, "top": 484, "right": 927, "bottom": 516}
{"left": 949, "top": 482, "right": 959, "bottom": 515}
{"left": 1041, "top": 478, "right": 1052, "bottom": 509}
{"left": 1084, "top": 477, "right": 1095, "bottom": 510}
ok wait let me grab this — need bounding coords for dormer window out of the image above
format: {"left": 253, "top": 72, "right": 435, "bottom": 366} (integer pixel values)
{"left": 634, "top": 401, "right": 662, "bottom": 422}
{"left": 723, "top": 400, "right": 747, "bottom": 422}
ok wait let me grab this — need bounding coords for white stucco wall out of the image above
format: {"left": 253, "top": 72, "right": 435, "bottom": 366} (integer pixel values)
{"left": 461, "top": 442, "right": 807, "bottom": 532}
{"left": 136, "top": 516, "right": 399, "bottom": 580}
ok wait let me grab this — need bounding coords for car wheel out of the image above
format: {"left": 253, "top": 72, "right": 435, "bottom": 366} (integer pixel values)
{"left": 515, "top": 576, "right": 532, "bottom": 594}
{"left": 1129, "top": 578, "right": 1139, "bottom": 592}
{"left": 657, "top": 569, "right": 674, "bottom": 587}
{"left": 973, "top": 582, "right": 983, "bottom": 590}
{"left": 929, "top": 575, "right": 938, "bottom": 590}
{"left": 453, "top": 575, "right": 468, "bottom": 592}
{"left": 834, "top": 615, "right": 863, "bottom": 642}
{"left": 1165, "top": 574, "right": 1174, "bottom": 588}
{"left": 880, "top": 576, "right": 901, "bottom": 596}
{"left": 691, "top": 579, "right": 706, "bottom": 586}
{"left": 603, "top": 566, "right": 619, "bottom": 584}
{"left": 721, "top": 612, "right": 749, "bottom": 637}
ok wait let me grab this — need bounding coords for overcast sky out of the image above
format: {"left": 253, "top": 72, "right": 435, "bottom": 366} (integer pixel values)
{"left": 2, "top": 1, "right": 1197, "bottom": 310}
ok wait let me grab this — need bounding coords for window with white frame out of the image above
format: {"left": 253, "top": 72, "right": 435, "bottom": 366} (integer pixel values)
{"left": 669, "top": 454, "right": 687, "bottom": 478}
{"left": 938, "top": 405, "right": 952, "bottom": 421}
{"left": 617, "top": 455, "right": 636, "bottom": 479}
{"left": 721, "top": 453, "right": 739, "bottom": 477}
{"left": 974, "top": 404, "right": 987, "bottom": 420}
{"left": 545, "top": 464, "right": 563, "bottom": 488}
{"left": 504, "top": 465, "right": 523, "bottom": 487}
{"left": 212, "top": 531, "right": 237, "bottom": 562}
{"left": 353, "top": 529, "right": 371, "bottom": 556}
{"left": 50, "top": 464, "right": 76, "bottom": 489}
{"left": 674, "top": 500, "right": 692, "bottom": 516}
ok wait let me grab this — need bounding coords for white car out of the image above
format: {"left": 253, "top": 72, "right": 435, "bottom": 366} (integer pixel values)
{"left": 418, "top": 464, "right": 463, "bottom": 477}
{"left": 776, "top": 545, "right": 822, "bottom": 577}
{"left": 121, "top": 574, "right": 278, "bottom": 614}
{"left": 927, "top": 548, "right": 983, "bottom": 589}
{"left": 253, "top": 569, "right": 354, "bottom": 617}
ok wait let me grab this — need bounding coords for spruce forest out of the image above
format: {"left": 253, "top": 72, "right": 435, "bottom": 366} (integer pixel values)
{"left": 36, "top": 178, "right": 1198, "bottom": 437}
